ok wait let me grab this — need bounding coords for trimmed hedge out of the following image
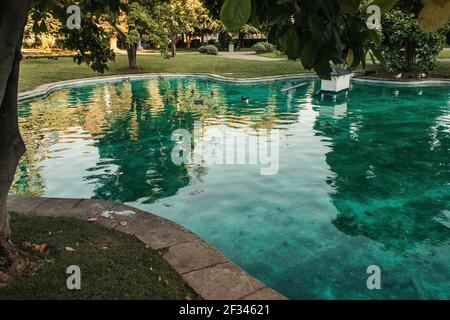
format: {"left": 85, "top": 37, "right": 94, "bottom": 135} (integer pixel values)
{"left": 198, "top": 45, "right": 219, "bottom": 55}
{"left": 252, "top": 42, "right": 275, "bottom": 54}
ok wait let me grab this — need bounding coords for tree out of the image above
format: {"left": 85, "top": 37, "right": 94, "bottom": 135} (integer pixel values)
{"left": 234, "top": 24, "right": 262, "bottom": 50}
{"left": 103, "top": 0, "right": 161, "bottom": 70}
{"left": 381, "top": 10, "right": 448, "bottom": 77}
{"left": 219, "top": 0, "right": 399, "bottom": 79}
{"left": 31, "top": 1, "right": 162, "bottom": 71}
{"left": 202, "top": 0, "right": 224, "bottom": 20}
{"left": 151, "top": 0, "right": 212, "bottom": 57}
{"left": 23, "top": 12, "right": 62, "bottom": 49}
{"left": 216, "top": 0, "right": 450, "bottom": 78}
{"left": 191, "top": 4, "right": 220, "bottom": 47}
{"left": 0, "top": 0, "right": 121, "bottom": 286}
{"left": 30, "top": 1, "right": 121, "bottom": 73}
{"left": 0, "top": 0, "right": 35, "bottom": 285}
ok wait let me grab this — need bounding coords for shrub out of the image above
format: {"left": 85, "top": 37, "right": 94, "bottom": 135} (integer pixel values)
{"left": 198, "top": 45, "right": 219, "bottom": 55}
{"left": 252, "top": 42, "right": 275, "bottom": 54}
{"left": 272, "top": 50, "right": 284, "bottom": 57}
{"left": 37, "top": 33, "right": 58, "bottom": 50}
{"left": 381, "top": 10, "right": 447, "bottom": 77}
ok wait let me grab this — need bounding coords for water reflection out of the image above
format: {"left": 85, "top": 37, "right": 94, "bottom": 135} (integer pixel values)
{"left": 12, "top": 78, "right": 450, "bottom": 299}
{"left": 313, "top": 86, "right": 450, "bottom": 253}
{"left": 14, "top": 78, "right": 304, "bottom": 201}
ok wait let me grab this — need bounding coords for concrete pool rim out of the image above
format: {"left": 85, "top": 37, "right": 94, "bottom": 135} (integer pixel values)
{"left": 7, "top": 195, "right": 287, "bottom": 300}
{"left": 18, "top": 72, "right": 450, "bottom": 103}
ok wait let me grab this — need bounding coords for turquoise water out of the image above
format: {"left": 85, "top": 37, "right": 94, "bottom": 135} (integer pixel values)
{"left": 14, "top": 77, "right": 450, "bottom": 299}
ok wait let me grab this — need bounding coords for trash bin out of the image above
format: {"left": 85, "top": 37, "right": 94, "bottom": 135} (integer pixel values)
{"left": 228, "top": 42, "right": 234, "bottom": 53}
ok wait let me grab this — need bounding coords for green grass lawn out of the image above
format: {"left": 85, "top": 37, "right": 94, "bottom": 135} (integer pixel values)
{"left": 260, "top": 49, "right": 450, "bottom": 60}
{"left": 364, "top": 50, "right": 450, "bottom": 61}
{"left": 435, "top": 62, "right": 450, "bottom": 76}
{"left": 19, "top": 51, "right": 450, "bottom": 92}
{"left": 19, "top": 53, "right": 308, "bottom": 92}
{"left": 18, "top": 52, "right": 450, "bottom": 93}
{"left": 438, "top": 50, "right": 450, "bottom": 59}
{"left": 258, "top": 52, "right": 287, "bottom": 59}
{"left": 0, "top": 214, "right": 197, "bottom": 300}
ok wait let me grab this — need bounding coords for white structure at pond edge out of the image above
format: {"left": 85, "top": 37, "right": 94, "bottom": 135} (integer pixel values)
{"left": 320, "top": 68, "right": 353, "bottom": 94}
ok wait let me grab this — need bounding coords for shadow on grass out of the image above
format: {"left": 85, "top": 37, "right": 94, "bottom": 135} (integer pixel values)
{"left": 0, "top": 214, "right": 198, "bottom": 300}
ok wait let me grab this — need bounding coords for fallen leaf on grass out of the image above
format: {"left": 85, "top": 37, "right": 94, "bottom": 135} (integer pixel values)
{"left": 21, "top": 241, "right": 48, "bottom": 254}
{"left": 36, "top": 243, "right": 47, "bottom": 253}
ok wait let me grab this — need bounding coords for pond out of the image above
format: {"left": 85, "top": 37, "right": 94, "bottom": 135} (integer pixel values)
{"left": 13, "top": 76, "right": 450, "bottom": 299}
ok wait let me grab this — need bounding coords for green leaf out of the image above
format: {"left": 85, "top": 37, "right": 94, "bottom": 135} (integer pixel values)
{"left": 368, "top": 29, "right": 382, "bottom": 47}
{"left": 301, "top": 40, "right": 320, "bottom": 69}
{"left": 308, "top": 14, "right": 327, "bottom": 43}
{"left": 285, "top": 27, "right": 301, "bottom": 58}
{"left": 369, "top": 44, "right": 386, "bottom": 65}
{"left": 315, "top": 59, "right": 332, "bottom": 80}
{"left": 220, "top": 0, "right": 252, "bottom": 31}
{"left": 346, "top": 48, "right": 354, "bottom": 66}
{"left": 368, "top": 0, "right": 397, "bottom": 14}
{"left": 32, "top": 21, "right": 40, "bottom": 34}
{"left": 40, "top": 21, "right": 48, "bottom": 33}
{"left": 368, "top": 50, "right": 377, "bottom": 65}
{"left": 337, "top": 0, "right": 361, "bottom": 16}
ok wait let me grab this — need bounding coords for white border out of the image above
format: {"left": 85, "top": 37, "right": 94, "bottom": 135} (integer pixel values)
{"left": 352, "top": 77, "right": 450, "bottom": 87}
{"left": 18, "top": 73, "right": 315, "bottom": 102}
{"left": 18, "top": 72, "right": 450, "bottom": 102}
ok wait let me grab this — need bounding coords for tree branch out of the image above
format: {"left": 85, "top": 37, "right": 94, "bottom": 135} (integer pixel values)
{"left": 0, "top": 0, "right": 32, "bottom": 108}
{"left": 107, "top": 18, "right": 127, "bottom": 40}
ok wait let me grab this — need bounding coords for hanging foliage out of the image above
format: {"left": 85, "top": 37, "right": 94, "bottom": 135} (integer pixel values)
{"left": 219, "top": 0, "right": 396, "bottom": 79}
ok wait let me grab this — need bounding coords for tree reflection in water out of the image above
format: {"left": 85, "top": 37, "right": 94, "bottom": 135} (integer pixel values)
{"left": 13, "top": 77, "right": 303, "bottom": 204}
{"left": 313, "top": 85, "right": 450, "bottom": 253}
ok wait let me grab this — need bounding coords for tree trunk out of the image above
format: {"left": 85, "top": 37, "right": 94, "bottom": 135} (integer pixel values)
{"left": 0, "top": 44, "right": 26, "bottom": 244}
{"left": 0, "top": 0, "right": 31, "bottom": 241}
{"left": 238, "top": 32, "right": 244, "bottom": 50}
{"left": 126, "top": 44, "right": 139, "bottom": 71}
{"left": 405, "top": 37, "right": 415, "bottom": 78}
{"left": 0, "top": 0, "right": 41, "bottom": 287}
{"left": 171, "top": 37, "right": 177, "bottom": 58}
{"left": 186, "top": 35, "right": 192, "bottom": 49}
